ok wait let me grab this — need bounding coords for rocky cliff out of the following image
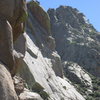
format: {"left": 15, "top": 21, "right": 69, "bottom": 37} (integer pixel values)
{"left": 0, "top": 1, "right": 100, "bottom": 100}
{"left": 16, "top": 1, "right": 85, "bottom": 100}
{"left": 48, "top": 6, "right": 100, "bottom": 77}
{"left": 48, "top": 6, "right": 100, "bottom": 99}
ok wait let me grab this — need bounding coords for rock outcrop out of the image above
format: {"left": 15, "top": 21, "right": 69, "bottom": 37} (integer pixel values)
{"left": 19, "top": 88, "right": 43, "bottom": 100}
{"left": 27, "top": 1, "right": 51, "bottom": 34}
{"left": 0, "top": 62, "right": 18, "bottom": 100}
{"left": 16, "top": 1, "right": 85, "bottom": 100}
{"left": 0, "top": 0, "right": 100, "bottom": 100}
{"left": 48, "top": 6, "right": 100, "bottom": 99}
{"left": 63, "top": 61, "right": 92, "bottom": 90}
{"left": 0, "top": 0, "right": 27, "bottom": 75}
{"left": 48, "top": 6, "right": 100, "bottom": 77}
{"left": 0, "top": 19, "right": 15, "bottom": 73}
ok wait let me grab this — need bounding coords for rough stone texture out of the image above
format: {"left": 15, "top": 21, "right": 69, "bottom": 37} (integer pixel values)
{"left": 0, "top": 0, "right": 27, "bottom": 42}
{"left": 48, "top": 6, "right": 100, "bottom": 77}
{"left": 0, "top": 62, "right": 18, "bottom": 100}
{"left": 0, "top": 0, "right": 14, "bottom": 18}
{"left": 18, "top": 33, "right": 85, "bottom": 100}
{"left": 0, "top": 0, "right": 27, "bottom": 75}
{"left": 14, "top": 33, "right": 27, "bottom": 58}
{"left": 0, "top": 18, "right": 15, "bottom": 73}
{"left": 63, "top": 61, "right": 92, "bottom": 91}
{"left": 13, "top": 76, "right": 43, "bottom": 100}
{"left": 19, "top": 88, "right": 43, "bottom": 100}
{"left": 1, "top": 1, "right": 99, "bottom": 100}
{"left": 10, "top": 0, "right": 27, "bottom": 42}
{"left": 13, "top": 76, "right": 25, "bottom": 95}
{"left": 0, "top": 0, "right": 27, "bottom": 99}
{"left": 17, "top": 3, "right": 85, "bottom": 99}
{"left": 11, "top": 33, "right": 27, "bottom": 75}
{"left": 27, "top": 1, "right": 51, "bottom": 34}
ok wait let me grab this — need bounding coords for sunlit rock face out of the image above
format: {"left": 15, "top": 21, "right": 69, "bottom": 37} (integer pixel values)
{"left": 48, "top": 6, "right": 100, "bottom": 77}
{"left": 18, "top": 33, "right": 85, "bottom": 100}
{"left": 1, "top": 0, "right": 100, "bottom": 100}
{"left": 16, "top": 1, "right": 85, "bottom": 100}
{"left": 0, "top": 62, "right": 18, "bottom": 100}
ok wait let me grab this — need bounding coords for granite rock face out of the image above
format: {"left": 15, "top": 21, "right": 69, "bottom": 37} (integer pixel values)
{"left": 0, "top": 0, "right": 27, "bottom": 75}
{"left": 63, "top": 61, "right": 92, "bottom": 93}
{"left": 27, "top": 1, "right": 51, "bottom": 34}
{"left": 18, "top": 33, "right": 85, "bottom": 100}
{"left": 48, "top": 6, "right": 100, "bottom": 77}
{"left": 0, "top": 18, "right": 15, "bottom": 73}
{"left": 0, "top": 62, "right": 18, "bottom": 100}
{"left": 1, "top": 1, "right": 100, "bottom": 100}
{"left": 16, "top": 1, "right": 85, "bottom": 100}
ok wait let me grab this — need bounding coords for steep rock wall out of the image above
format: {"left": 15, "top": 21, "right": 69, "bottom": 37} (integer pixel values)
{"left": 15, "top": 1, "right": 85, "bottom": 100}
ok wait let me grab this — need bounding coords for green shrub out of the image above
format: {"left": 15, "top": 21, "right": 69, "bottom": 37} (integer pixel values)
{"left": 86, "top": 96, "right": 94, "bottom": 100}
{"left": 39, "top": 90, "right": 49, "bottom": 100}
{"left": 94, "top": 92, "right": 100, "bottom": 97}
{"left": 93, "top": 85, "right": 99, "bottom": 91}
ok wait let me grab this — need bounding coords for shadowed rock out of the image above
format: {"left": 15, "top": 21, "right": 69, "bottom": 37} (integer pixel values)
{"left": 0, "top": 18, "right": 15, "bottom": 73}
{"left": 0, "top": 0, "right": 27, "bottom": 74}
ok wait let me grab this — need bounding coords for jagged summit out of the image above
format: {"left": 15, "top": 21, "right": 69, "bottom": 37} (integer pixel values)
{"left": 48, "top": 5, "right": 96, "bottom": 31}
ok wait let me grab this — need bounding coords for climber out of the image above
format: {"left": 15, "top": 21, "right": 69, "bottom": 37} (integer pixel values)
{"left": 0, "top": 0, "right": 27, "bottom": 75}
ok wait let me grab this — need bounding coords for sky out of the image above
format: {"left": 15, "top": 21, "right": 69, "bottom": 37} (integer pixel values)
{"left": 27, "top": 0, "right": 100, "bottom": 32}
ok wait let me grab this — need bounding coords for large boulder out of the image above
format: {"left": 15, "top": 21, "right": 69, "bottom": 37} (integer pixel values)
{"left": 27, "top": 1, "right": 51, "bottom": 34}
{"left": 0, "top": 0, "right": 27, "bottom": 41}
{"left": 13, "top": 76, "right": 43, "bottom": 100}
{"left": 13, "top": 33, "right": 27, "bottom": 74}
{"left": 19, "top": 88, "right": 43, "bottom": 100}
{"left": 0, "top": 19, "right": 15, "bottom": 73}
{"left": 0, "top": 62, "right": 18, "bottom": 100}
